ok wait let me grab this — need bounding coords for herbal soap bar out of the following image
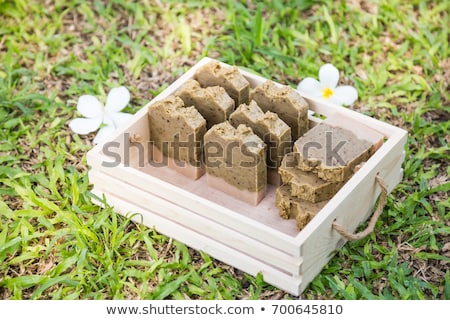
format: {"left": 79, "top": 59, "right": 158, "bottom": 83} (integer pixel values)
{"left": 275, "top": 184, "right": 328, "bottom": 231}
{"left": 176, "top": 79, "right": 235, "bottom": 127}
{"left": 250, "top": 81, "right": 309, "bottom": 139}
{"left": 204, "top": 121, "right": 267, "bottom": 205}
{"left": 148, "top": 96, "right": 206, "bottom": 179}
{"left": 279, "top": 153, "right": 343, "bottom": 203}
{"left": 293, "top": 122, "right": 373, "bottom": 182}
{"left": 195, "top": 61, "right": 250, "bottom": 106}
{"left": 323, "top": 113, "right": 384, "bottom": 153}
{"left": 229, "top": 100, "right": 291, "bottom": 170}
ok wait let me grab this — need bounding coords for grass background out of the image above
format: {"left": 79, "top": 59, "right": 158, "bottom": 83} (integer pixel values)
{"left": 0, "top": 0, "right": 449, "bottom": 299}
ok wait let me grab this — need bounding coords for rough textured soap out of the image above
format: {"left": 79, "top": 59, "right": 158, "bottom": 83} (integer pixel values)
{"left": 293, "top": 122, "right": 373, "bottom": 182}
{"left": 275, "top": 184, "right": 328, "bottom": 230}
{"left": 204, "top": 121, "right": 267, "bottom": 205}
{"left": 176, "top": 79, "right": 235, "bottom": 127}
{"left": 279, "top": 153, "right": 343, "bottom": 203}
{"left": 148, "top": 95, "right": 206, "bottom": 170}
{"left": 195, "top": 61, "right": 250, "bottom": 106}
{"left": 250, "top": 80, "right": 309, "bottom": 139}
{"left": 229, "top": 100, "right": 291, "bottom": 170}
{"left": 323, "top": 113, "right": 385, "bottom": 153}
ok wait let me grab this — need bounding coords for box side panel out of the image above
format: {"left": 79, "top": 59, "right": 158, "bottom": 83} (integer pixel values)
{"left": 89, "top": 169, "right": 303, "bottom": 276}
{"left": 91, "top": 187, "right": 303, "bottom": 296}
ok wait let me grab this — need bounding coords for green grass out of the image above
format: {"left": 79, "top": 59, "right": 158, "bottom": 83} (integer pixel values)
{"left": 0, "top": 0, "right": 449, "bottom": 299}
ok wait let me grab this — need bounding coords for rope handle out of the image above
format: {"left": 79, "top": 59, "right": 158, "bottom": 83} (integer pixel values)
{"left": 332, "top": 175, "right": 388, "bottom": 241}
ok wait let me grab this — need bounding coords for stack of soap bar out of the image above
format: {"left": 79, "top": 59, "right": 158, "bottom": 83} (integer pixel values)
{"left": 251, "top": 81, "right": 309, "bottom": 139}
{"left": 175, "top": 79, "right": 235, "bottom": 127}
{"left": 148, "top": 96, "right": 206, "bottom": 180}
{"left": 278, "top": 153, "right": 343, "bottom": 203}
{"left": 275, "top": 152, "right": 334, "bottom": 231}
{"left": 275, "top": 113, "right": 384, "bottom": 230}
{"left": 229, "top": 100, "right": 291, "bottom": 183}
{"left": 293, "top": 119, "right": 384, "bottom": 182}
{"left": 275, "top": 185, "right": 328, "bottom": 230}
{"left": 204, "top": 121, "right": 267, "bottom": 205}
{"left": 195, "top": 61, "right": 250, "bottom": 106}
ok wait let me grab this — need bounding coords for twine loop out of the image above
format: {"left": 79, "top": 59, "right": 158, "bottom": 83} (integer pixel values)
{"left": 332, "top": 175, "right": 387, "bottom": 241}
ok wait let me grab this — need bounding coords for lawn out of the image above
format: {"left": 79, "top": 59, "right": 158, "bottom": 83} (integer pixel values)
{"left": 0, "top": 0, "right": 449, "bottom": 299}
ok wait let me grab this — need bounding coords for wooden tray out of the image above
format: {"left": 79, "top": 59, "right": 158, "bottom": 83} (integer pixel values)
{"left": 87, "top": 57, "right": 407, "bottom": 296}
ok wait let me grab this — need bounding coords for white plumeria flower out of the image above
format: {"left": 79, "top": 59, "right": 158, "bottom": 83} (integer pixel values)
{"left": 297, "top": 63, "right": 358, "bottom": 106}
{"left": 69, "top": 86, "right": 133, "bottom": 144}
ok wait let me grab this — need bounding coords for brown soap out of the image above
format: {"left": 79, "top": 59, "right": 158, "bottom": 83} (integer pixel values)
{"left": 323, "top": 113, "right": 385, "bottom": 153}
{"left": 195, "top": 61, "right": 250, "bottom": 106}
{"left": 204, "top": 121, "right": 267, "bottom": 205}
{"left": 229, "top": 100, "right": 292, "bottom": 171}
{"left": 175, "top": 79, "right": 235, "bottom": 127}
{"left": 148, "top": 96, "right": 206, "bottom": 179}
{"left": 275, "top": 184, "right": 328, "bottom": 231}
{"left": 250, "top": 80, "right": 309, "bottom": 139}
{"left": 293, "top": 122, "right": 373, "bottom": 182}
{"left": 279, "top": 153, "right": 343, "bottom": 203}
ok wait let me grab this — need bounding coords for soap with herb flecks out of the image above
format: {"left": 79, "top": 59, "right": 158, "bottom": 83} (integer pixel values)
{"left": 176, "top": 79, "right": 235, "bottom": 128}
{"left": 251, "top": 80, "right": 309, "bottom": 139}
{"left": 293, "top": 121, "right": 375, "bottom": 182}
{"left": 279, "top": 153, "right": 344, "bottom": 203}
{"left": 148, "top": 96, "right": 206, "bottom": 179}
{"left": 275, "top": 184, "right": 328, "bottom": 231}
{"left": 229, "top": 100, "right": 291, "bottom": 171}
{"left": 195, "top": 61, "right": 250, "bottom": 106}
{"left": 204, "top": 121, "right": 267, "bottom": 205}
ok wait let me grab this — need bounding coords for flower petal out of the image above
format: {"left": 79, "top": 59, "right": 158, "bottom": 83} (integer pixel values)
{"left": 297, "top": 78, "right": 322, "bottom": 97}
{"left": 77, "top": 95, "right": 103, "bottom": 118}
{"left": 330, "top": 85, "right": 358, "bottom": 105}
{"left": 319, "top": 63, "right": 339, "bottom": 89}
{"left": 108, "top": 112, "right": 134, "bottom": 129}
{"left": 93, "top": 124, "right": 116, "bottom": 145}
{"left": 68, "top": 117, "right": 102, "bottom": 135}
{"left": 104, "top": 86, "right": 130, "bottom": 112}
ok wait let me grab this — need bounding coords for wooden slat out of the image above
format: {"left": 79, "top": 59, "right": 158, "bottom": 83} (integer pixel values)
{"left": 89, "top": 169, "right": 303, "bottom": 276}
{"left": 91, "top": 187, "right": 303, "bottom": 296}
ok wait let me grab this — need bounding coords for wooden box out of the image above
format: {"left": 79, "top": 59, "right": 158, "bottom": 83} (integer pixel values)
{"left": 86, "top": 57, "right": 407, "bottom": 296}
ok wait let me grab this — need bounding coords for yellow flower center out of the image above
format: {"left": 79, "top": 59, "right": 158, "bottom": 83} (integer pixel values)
{"left": 322, "top": 87, "right": 334, "bottom": 99}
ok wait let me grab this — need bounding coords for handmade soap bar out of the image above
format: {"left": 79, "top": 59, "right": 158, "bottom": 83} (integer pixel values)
{"left": 323, "top": 113, "right": 384, "bottom": 153}
{"left": 176, "top": 79, "right": 235, "bottom": 127}
{"left": 195, "top": 61, "right": 250, "bottom": 106}
{"left": 279, "top": 153, "right": 343, "bottom": 203}
{"left": 250, "top": 81, "right": 309, "bottom": 139}
{"left": 229, "top": 100, "right": 291, "bottom": 170}
{"left": 293, "top": 122, "right": 373, "bottom": 182}
{"left": 275, "top": 184, "right": 328, "bottom": 230}
{"left": 204, "top": 121, "right": 267, "bottom": 205}
{"left": 148, "top": 96, "right": 206, "bottom": 179}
